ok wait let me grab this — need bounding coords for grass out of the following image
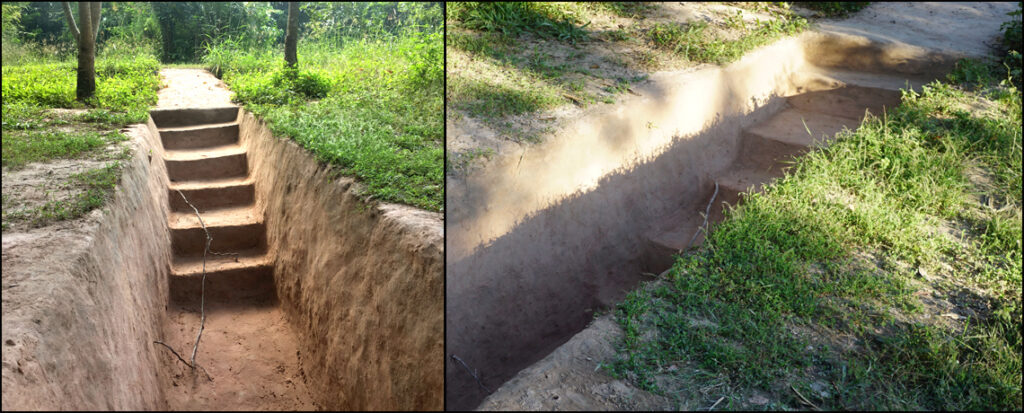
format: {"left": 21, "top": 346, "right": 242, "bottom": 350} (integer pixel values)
{"left": 204, "top": 34, "right": 443, "bottom": 211}
{"left": 447, "top": 2, "right": 590, "bottom": 43}
{"left": 798, "top": 2, "right": 871, "bottom": 17}
{"left": 2, "top": 128, "right": 126, "bottom": 169}
{"left": 647, "top": 15, "right": 807, "bottom": 65}
{"left": 609, "top": 61, "right": 1022, "bottom": 410}
{"left": 2, "top": 45, "right": 158, "bottom": 229}
{"left": 1, "top": 52, "right": 161, "bottom": 122}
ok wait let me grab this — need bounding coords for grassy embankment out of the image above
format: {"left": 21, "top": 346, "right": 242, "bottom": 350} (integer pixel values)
{"left": 609, "top": 30, "right": 1023, "bottom": 413}
{"left": 446, "top": 1, "right": 808, "bottom": 162}
{"left": 202, "top": 30, "right": 443, "bottom": 211}
{"left": 2, "top": 46, "right": 160, "bottom": 230}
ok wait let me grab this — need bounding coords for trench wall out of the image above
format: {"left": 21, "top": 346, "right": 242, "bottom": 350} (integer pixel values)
{"left": 445, "top": 26, "right": 964, "bottom": 409}
{"left": 445, "top": 36, "right": 813, "bottom": 410}
{"left": 1, "top": 120, "right": 173, "bottom": 409}
{"left": 238, "top": 112, "right": 445, "bottom": 410}
{"left": 475, "top": 27, "right": 982, "bottom": 409}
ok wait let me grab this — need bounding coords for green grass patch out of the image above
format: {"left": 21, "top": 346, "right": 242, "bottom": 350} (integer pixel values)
{"left": 647, "top": 14, "right": 808, "bottom": 65}
{"left": 797, "top": 2, "right": 870, "bottom": 17}
{"left": 206, "top": 34, "right": 443, "bottom": 211}
{"left": 611, "top": 65, "right": 1022, "bottom": 410}
{"left": 2, "top": 129, "right": 126, "bottom": 169}
{"left": 1, "top": 52, "right": 161, "bottom": 122}
{"left": 447, "top": 2, "right": 590, "bottom": 43}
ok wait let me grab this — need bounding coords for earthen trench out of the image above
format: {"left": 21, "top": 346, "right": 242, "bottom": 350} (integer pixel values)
{"left": 447, "top": 34, "right": 953, "bottom": 410}
{"left": 145, "top": 107, "right": 443, "bottom": 410}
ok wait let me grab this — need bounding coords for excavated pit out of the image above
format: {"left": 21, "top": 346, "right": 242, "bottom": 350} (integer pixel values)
{"left": 446, "top": 31, "right": 953, "bottom": 410}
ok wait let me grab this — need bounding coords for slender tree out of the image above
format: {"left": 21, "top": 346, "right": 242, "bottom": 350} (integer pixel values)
{"left": 284, "top": 2, "right": 299, "bottom": 68}
{"left": 62, "top": 2, "right": 101, "bottom": 101}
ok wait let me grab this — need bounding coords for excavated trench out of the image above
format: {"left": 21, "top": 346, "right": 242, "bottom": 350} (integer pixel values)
{"left": 149, "top": 107, "right": 312, "bottom": 409}
{"left": 147, "top": 107, "right": 444, "bottom": 410}
{"left": 446, "top": 32, "right": 951, "bottom": 410}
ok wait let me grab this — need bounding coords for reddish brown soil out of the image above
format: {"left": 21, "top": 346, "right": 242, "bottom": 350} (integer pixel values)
{"left": 160, "top": 300, "right": 317, "bottom": 410}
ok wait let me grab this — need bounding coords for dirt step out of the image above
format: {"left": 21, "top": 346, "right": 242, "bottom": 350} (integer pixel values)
{"left": 169, "top": 205, "right": 262, "bottom": 229}
{"left": 150, "top": 106, "right": 239, "bottom": 129}
{"left": 168, "top": 264, "right": 276, "bottom": 305}
{"left": 735, "top": 131, "right": 806, "bottom": 171}
{"left": 787, "top": 85, "right": 902, "bottom": 120}
{"left": 170, "top": 248, "right": 270, "bottom": 275}
{"left": 745, "top": 107, "right": 859, "bottom": 148}
{"left": 166, "top": 150, "right": 248, "bottom": 182}
{"left": 819, "top": 68, "right": 931, "bottom": 92}
{"left": 169, "top": 206, "right": 264, "bottom": 255}
{"left": 171, "top": 222, "right": 266, "bottom": 256}
{"left": 169, "top": 177, "right": 255, "bottom": 213}
{"left": 164, "top": 143, "right": 246, "bottom": 161}
{"left": 715, "top": 165, "right": 786, "bottom": 197}
{"left": 644, "top": 183, "right": 742, "bottom": 271}
{"left": 159, "top": 122, "right": 239, "bottom": 150}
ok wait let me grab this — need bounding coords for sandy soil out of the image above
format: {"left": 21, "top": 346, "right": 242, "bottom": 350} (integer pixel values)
{"left": 161, "top": 301, "right": 317, "bottom": 410}
{"left": 815, "top": 2, "right": 1017, "bottom": 56}
{"left": 479, "top": 316, "right": 672, "bottom": 411}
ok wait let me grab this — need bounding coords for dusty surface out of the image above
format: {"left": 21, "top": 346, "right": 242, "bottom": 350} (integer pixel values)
{"left": 815, "top": 2, "right": 1017, "bottom": 57}
{"left": 448, "top": 2, "right": 1013, "bottom": 410}
{"left": 157, "top": 68, "right": 234, "bottom": 108}
{"left": 2, "top": 157, "right": 115, "bottom": 231}
{"left": 2, "top": 121, "right": 172, "bottom": 410}
{"left": 161, "top": 301, "right": 317, "bottom": 410}
{"left": 242, "top": 111, "right": 445, "bottom": 410}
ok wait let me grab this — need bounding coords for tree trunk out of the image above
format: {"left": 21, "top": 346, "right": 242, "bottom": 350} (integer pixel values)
{"left": 285, "top": 2, "right": 299, "bottom": 68}
{"left": 76, "top": 2, "right": 97, "bottom": 101}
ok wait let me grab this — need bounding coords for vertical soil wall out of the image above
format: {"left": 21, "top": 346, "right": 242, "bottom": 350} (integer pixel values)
{"left": 1, "top": 120, "right": 173, "bottom": 410}
{"left": 238, "top": 112, "right": 445, "bottom": 410}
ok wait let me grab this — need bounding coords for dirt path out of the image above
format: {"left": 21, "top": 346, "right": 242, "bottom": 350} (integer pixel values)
{"left": 157, "top": 68, "right": 234, "bottom": 108}
{"left": 152, "top": 70, "right": 316, "bottom": 410}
